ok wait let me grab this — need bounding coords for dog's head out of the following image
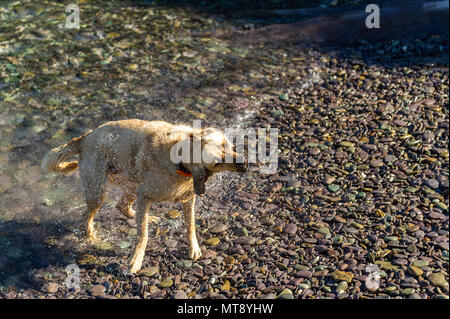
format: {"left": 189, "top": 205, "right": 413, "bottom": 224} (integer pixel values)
{"left": 170, "top": 126, "right": 247, "bottom": 196}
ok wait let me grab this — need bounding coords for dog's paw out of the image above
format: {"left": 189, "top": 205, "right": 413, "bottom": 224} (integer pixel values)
{"left": 123, "top": 208, "right": 136, "bottom": 219}
{"left": 129, "top": 254, "right": 144, "bottom": 274}
{"left": 189, "top": 243, "right": 202, "bottom": 261}
{"left": 148, "top": 215, "right": 159, "bottom": 223}
{"left": 129, "top": 264, "right": 141, "bottom": 275}
{"left": 85, "top": 234, "right": 100, "bottom": 244}
{"left": 83, "top": 227, "right": 99, "bottom": 243}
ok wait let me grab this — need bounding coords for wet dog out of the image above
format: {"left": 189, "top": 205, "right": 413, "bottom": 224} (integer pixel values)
{"left": 41, "top": 119, "right": 246, "bottom": 273}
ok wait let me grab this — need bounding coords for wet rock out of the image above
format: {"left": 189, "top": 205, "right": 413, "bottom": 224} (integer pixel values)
{"left": 235, "top": 236, "right": 256, "bottom": 245}
{"left": 42, "top": 282, "right": 59, "bottom": 294}
{"left": 224, "top": 256, "right": 235, "bottom": 265}
{"left": 327, "top": 184, "right": 340, "bottom": 193}
{"left": 428, "top": 273, "right": 448, "bottom": 289}
{"left": 426, "top": 179, "right": 440, "bottom": 189}
{"left": 167, "top": 209, "right": 181, "bottom": 219}
{"left": 234, "top": 227, "right": 248, "bottom": 237}
{"left": 331, "top": 271, "right": 354, "bottom": 283}
{"left": 173, "top": 290, "right": 188, "bottom": 299}
{"left": 429, "top": 211, "right": 446, "bottom": 220}
{"left": 277, "top": 288, "right": 294, "bottom": 299}
{"left": 94, "top": 241, "right": 113, "bottom": 251}
{"left": 336, "top": 281, "right": 348, "bottom": 294}
{"left": 284, "top": 223, "right": 298, "bottom": 235}
{"left": 318, "top": 227, "right": 331, "bottom": 235}
{"left": 105, "top": 262, "right": 121, "bottom": 274}
{"left": 88, "top": 284, "right": 106, "bottom": 297}
{"left": 77, "top": 254, "right": 99, "bottom": 265}
{"left": 0, "top": 174, "right": 12, "bottom": 193}
{"left": 204, "top": 238, "right": 220, "bottom": 246}
{"left": 296, "top": 270, "right": 313, "bottom": 278}
{"left": 370, "top": 159, "right": 384, "bottom": 168}
{"left": 140, "top": 267, "right": 159, "bottom": 277}
{"left": 221, "top": 280, "right": 231, "bottom": 291}
{"left": 210, "top": 223, "right": 228, "bottom": 233}
{"left": 324, "top": 176, "right": 336, "bottom": 185}
{"left": 401, "top": 288, "right": 415, "bottom": 296}
{"left": 159, "top": 278, "right": 174, "bottom": 288}
{"left": 408, "top": 265, "right": 424, "bottom": 278}
{"left": 412, "top": 260, "right": 429, "bottom": 268}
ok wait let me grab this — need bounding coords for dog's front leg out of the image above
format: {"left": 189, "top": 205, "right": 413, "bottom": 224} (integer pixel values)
{"left": 129, "top": 195, "right": 152, "bottom": 274}
{"left": 182, "top": 196, "right": 202, "bottom": 261}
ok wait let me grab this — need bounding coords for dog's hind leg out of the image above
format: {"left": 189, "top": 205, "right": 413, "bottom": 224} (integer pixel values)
{"left": 79, "top": 155, "right": 107, "bottom": 242}
{"left": 107, "top": 173, "right": 137, "bottom": 219}
{"left": 129, "top": 193, "right": 152, "bottom": 274}
{"left": 182, "top": 196, "right": 202, "bottom": 261}
{"left": 116, "top": 193, "right": 136, "bottom": 219}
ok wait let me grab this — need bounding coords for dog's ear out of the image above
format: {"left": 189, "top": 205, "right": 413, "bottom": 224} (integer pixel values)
{"left": 168, "top": 128, "right": 199, "bottom": 164}
{"left": 191, "top": 165, "right": 207, "bottom": 196}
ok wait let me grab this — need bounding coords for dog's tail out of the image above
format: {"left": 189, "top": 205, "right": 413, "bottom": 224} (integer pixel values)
{"left": 41, "top": 130, "right": 92, "bottom": 175}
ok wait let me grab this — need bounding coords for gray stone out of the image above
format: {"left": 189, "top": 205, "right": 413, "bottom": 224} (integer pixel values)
{"left": 284, "top": 223, "right": 298, "bottom": 235}
{"left": 210, "top": 223, "right": 228, "bottom": 233}
{"left": 429, "top": 272, "right": 448, "bottom": 289}
{"left": 173, "top": 290, "right": 188, "bottom": 299}
{"left": 88, "top": 284, "right": 106, "bottom": 296}
{"left": 235, "top": 236, "right": 255, "bottom": 245}
{"left": 42, "top": 282, "right": 59, "bottom": 294}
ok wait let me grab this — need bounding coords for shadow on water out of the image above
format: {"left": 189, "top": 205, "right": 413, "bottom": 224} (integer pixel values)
{"left": 135, "top": 0, "right": 449, "bottom": 69}
{"left": 0, "top": 220, "right": 73, "bottom": 290}
{"left": 133, "top": 0, "right": 389, "bottom": 25}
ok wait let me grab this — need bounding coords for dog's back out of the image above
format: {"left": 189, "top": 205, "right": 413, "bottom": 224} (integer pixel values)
{"left": 42, "top": 119, "right": 172, "bottom": 177}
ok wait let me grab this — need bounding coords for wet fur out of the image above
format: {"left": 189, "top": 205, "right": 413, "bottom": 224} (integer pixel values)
{"left": 41, "top": 119, "right": 246, "bottom": 274}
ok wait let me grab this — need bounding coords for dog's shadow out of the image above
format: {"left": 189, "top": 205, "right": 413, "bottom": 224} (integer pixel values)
{"left": 0, "top": 220, "right": 75, "bottom": 290}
